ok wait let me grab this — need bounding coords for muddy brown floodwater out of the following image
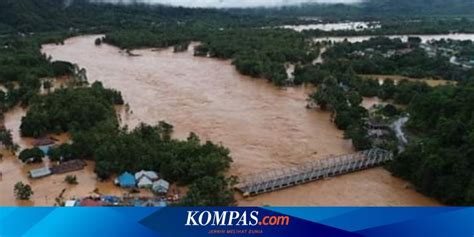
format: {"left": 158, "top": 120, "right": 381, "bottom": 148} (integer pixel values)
{"left": 1, "top": 34, "right": 440, "bottom": 206}
{"left": 0, "top": 107, "right": 153, "bottom": 206}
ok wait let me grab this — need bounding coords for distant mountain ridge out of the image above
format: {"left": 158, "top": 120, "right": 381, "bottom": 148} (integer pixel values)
{"left": 362, "top": 0, "right": 474, "bottom": 16}
{"left": 0, "top": 0, "right": 473, "bottom": 33}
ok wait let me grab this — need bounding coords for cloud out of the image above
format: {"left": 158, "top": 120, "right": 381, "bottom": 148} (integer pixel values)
{"left": 91, "top": 0, "right": 362, "bottom": 8}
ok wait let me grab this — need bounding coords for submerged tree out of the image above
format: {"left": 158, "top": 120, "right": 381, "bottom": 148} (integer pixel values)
{"left": 18, "top": 147, "right": 45, "bottom": 163}
{"left": 14, "top": 182, "right": 34, "bottom": 200}
{"left": 95, "top": 38, "right": 102, "bottom": 46}
{"left": 179, "top": 176, "right": 237, "bottom": 206}
{"left": 65, "top": 175, "right": 78, "bottom": 185}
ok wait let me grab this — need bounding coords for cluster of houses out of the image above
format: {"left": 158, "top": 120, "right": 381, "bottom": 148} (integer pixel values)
{"left": 61, "top": 171, "right": 174, "bottom": 207}
{"left": 348, "top": 38, "right": 474, "bottom": 70}
{"left": 419, "top": 43, "right": 456, "bottom": 58}
{"left": 64, "top": 195, "right": 171, "bottom": 207}
{"left": 449, "top": 55, "right": 474, "bottom": 69}
{"left": 115, "top": 170, "right": 170, "bottom": 194}
{"left": 25, "top": 136, "right": 173, "bottom": 203}
{"left": 350, "top": 47, "right": 415, "bottom": 59}
{"left": 421, "top": 40, "right": 474, "bottom": 69}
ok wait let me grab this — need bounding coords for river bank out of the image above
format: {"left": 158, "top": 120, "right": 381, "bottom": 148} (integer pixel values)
{"left": 0, "top": 34, "right": 440, "bottom": 206}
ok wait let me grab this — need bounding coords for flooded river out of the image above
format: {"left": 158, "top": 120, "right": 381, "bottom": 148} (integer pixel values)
{"left": 0, "top": 35, "right": 439, "bottom": 206}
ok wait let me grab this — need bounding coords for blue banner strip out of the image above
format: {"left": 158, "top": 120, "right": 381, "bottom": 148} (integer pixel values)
{"left": 0, "top": 207, "right": 472, "bottom": 237}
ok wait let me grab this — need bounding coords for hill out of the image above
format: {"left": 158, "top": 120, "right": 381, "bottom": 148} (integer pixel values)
{"left": 1, "top": 0, "right": 474, "bottom": 34}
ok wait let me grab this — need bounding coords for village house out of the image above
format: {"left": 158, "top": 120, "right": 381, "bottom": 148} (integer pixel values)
{"left": 50, "top": 160, "right": 86, "bottom": 174}
{"left": 29, "top": 167, "right": 52, "bottom": 179}
{"left": 134, "top": 170, "right": 159, "bottom": 181}
{"left": 137, "top": 176, "right": 153, "bottom": 188}
{"left": 152, "top": 179, "right": 170, "bottom": 194}
{"left": 135, "top": 170, "right": 159, "bottom": 188}
{"left": 65, "top": 200, "right": 78, "bottom": 207}
{"left": 34, "top": 136, "right": 56, "bottom": 146}
{"left": 115, "top": 172, "right": 136, "bottom": 188}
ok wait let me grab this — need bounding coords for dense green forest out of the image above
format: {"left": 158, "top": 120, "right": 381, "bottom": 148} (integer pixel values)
{"left": 308, "top": 75, "right": 372, "bottom": 150}
{"left": 237, "top": 0, "right": 474, "bottom": 18}
{"left": 0, "top": 0, "right": 277, "bottom": 34}
{"left": 2, "top": 0, "right": 474, "bottom": 35}
{"left": 388, "top": 82, "right": 474, "bottom": 205}
{"left": 0, "top": 33, "right": 74, "bottom": 119}
{"left": 20, "top": 81, "right": 123, "bottom": 137}
{"left": 195, "top": 28, "right": 317, "bottom": 85}
{"left": 302, "top": 36, "right": 474, "bottom": 204}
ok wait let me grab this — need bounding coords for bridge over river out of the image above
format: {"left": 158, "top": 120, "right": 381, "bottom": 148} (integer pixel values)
{"left": 236, "top": 148, "right": 393, "bottom": 196}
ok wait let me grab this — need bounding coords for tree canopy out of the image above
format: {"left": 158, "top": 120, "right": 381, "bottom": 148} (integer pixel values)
{"left": 20, "top": 81, "right": 123, "bottom": 137}
{"left": 389, "top": 82, "right": 474, "bottom": 205}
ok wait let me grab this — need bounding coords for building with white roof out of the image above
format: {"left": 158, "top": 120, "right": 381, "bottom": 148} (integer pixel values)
{"left": 135, "top": 170, "right": 159, "bottom": 181}
{"left": 152, "top": 179, "right": 170, "bottom": 194}
{"left": 137, "top": 176, "right": 153, "bottom": 188}
{"left": 29, "top": 167, "right": 52, "bottom": 179}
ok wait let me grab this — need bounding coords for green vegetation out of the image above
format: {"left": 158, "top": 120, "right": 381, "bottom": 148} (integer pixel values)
{"left": 104, "top": 27, "right": 198, "bottom": 50}
{"left": 388, "top": 82, "right": 474, "bottom": 205}
{"left": 20, "top": 80, "right": 235, "bottom": 205}
{"left": 83, "top": 123, "right": 232, "bottom": 184}
{"left": 179, "top": 176, "right": 237, "bottom": 206}
{"left": 105, "top": 28, "right": 317, "bottom": 86}
{"left": 293, "top": 32, "right": 474, "bottom": 205}
{"left": 47, "top": 143, "right": 76, "bottom": 162}
{"left": 94, "top": 38, "right": 102, "bottom": 46}
{"left": 0, "top": 0, "right": 281, "bottom": 34}
{"left": 4, "top": 0, "right": 474, "bottom": 206}
{"left": 72, "top": 121, "right": 235, "bottom": 206}
{"left": 197, "top": 29, "right": 317, "bottom": 86}
{"left": 241, "top": 0, "right": 474, "bottom": 19}
{"left": 0, "top": 128, "right": 15, "bottom": 151}
{"left": 65, "top": 175, "right": 78, "bottom": 185}
{"left": 20, "top": 81, "right": 123, "bottom": 137}
{"left": 0, "top": 32, "right": 72, "bottom": 118}
{"left": 322, "top": 37, "right": 471, "bottom": 81}
{"left": 298, "top": 52, "right": 435, "bottom": 149}
{"left": 308, "top": 76, "right": 371, "bottom": 150}
{"left": 14, "top": 182, "right": 34, "bottom": 200}
{"left": 18, "top": 147, "right": 45, "bottom": 163}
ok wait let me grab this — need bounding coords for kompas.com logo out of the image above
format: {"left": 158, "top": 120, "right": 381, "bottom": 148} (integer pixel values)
{"left": 185, "top": 210, "right": 290, "bottom": 227}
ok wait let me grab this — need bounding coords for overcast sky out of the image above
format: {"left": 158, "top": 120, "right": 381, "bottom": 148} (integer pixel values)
{"left": 92, "top": 0, "right": 362, "bottom": 8}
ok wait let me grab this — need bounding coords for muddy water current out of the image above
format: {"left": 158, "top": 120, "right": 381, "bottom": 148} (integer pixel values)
{"left": 0, "top": 35, "right": 439, "bottom": 206}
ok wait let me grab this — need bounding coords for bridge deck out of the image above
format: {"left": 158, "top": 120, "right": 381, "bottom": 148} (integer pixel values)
{"left": 236, "top": 148, "right": 393, "bottom": 196}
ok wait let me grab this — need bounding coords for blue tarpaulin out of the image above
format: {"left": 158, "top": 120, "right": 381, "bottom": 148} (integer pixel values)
{"left": 117, "top": 172, "right": 136, "bottom": 188}
{"left": 38, "top": 145, "right": 52, "bottom": 154}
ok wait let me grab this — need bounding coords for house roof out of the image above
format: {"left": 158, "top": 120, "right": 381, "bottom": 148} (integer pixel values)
{"left": 29, "top": 167, "right": 52, "bottom": 179}
{"left": 117, "top": 172, "right": 136, "bottom": 187}
{"left": 34, "top": 137, "right": 56, "bottom": 146}
{"left": 79, "top": 199, "right": 104, "bottom": 207}
{"left": 137, "top": 176, "right": 153, "bottom": 187}
{"left": 152, "top": 179, "right": 170, "bottom": 192}
{"left": 135, "top": 170, "right": 158, "bottom": 181}
{"left": 51, "top": 160, "right": 86, "bottom": 174}
{"left": 65, "top": 200, "right": 77, "bottom": 207}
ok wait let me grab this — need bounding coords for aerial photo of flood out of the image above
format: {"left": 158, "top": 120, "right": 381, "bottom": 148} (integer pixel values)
{"left": 1, "top": 0, "right": 473, "bottom": 207}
